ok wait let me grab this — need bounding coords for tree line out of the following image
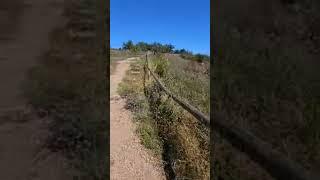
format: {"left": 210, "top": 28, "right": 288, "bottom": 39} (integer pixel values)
{"left": 121, "top": 40, "right": 210, "bottom": 62}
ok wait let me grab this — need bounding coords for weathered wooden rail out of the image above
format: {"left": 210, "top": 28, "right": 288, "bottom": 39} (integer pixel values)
{"left": 144, "top": 54, "right": 210, "bottom": 128}
{"left": 144, "top": 54, "right": 319, "bottom": 180}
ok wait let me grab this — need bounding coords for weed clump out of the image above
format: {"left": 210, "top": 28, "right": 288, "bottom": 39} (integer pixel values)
{"left": 152, "top": 54, "right": 169, "bottom": 78}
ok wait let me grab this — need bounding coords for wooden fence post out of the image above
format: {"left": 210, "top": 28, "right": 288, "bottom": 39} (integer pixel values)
{"left": 146, "top": 54, "right": 150, "bottom": 80}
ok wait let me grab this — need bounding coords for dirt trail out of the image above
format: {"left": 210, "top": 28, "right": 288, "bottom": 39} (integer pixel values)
{"left": 0, "top": 0, "right": 71, "bottom": 179}
{"left": 110, "top": 58, "right": 165, "bottom": 180}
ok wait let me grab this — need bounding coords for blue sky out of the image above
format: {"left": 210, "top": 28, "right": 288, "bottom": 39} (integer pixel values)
{"left": 111, "top": 0, "right": 210, "bottom": 55}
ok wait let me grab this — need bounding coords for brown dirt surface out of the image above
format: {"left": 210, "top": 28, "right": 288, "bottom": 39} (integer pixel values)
{"left": 110, "top": 58, "right": 165, "bottom": 180}
{"left": 0, "top": 0, "right": 72, "bottom": 179}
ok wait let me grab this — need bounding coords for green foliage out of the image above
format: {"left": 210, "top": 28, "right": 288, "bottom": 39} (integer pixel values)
{"left": 120, "top": 40, "right": 209, "bottom": 61}
{"left": 136, "top": 42, "right": 150, "bottom": 51}
{"left": 174, "top": 48, "right": 187, "bottom": 54}
{"left": 165, "top": 44, "right": 175, "bottom": 52}
{"left": 194, "top": 53, "right": 210, "bottom": 62}
{"left": 136, "top": 114, "right": 162, "bottom": 155}
{"left": 180, "top": 51, "right": 210, "bottom": 62}
{"left": 120, "top": 40, "right": 175, "bottom": 53}
{"left": 152, "top": 54, "right": 169, "bottom": 77}
{"left": 147, "top": 42, "right": 175, "bottom": 53}
{"left": 122, "top": 40, "right": 134, "bottom": 50}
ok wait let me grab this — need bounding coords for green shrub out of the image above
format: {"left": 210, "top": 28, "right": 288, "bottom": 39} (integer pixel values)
{"left": 152, "top": 54, "right": 169, "bottom": 77}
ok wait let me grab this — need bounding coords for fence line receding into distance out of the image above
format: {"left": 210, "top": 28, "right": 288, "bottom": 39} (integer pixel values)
{"left": 142, "top": 53, "right": 319, "bottom": 180}
{"left": 144, "top": 54, "right": 210, "bottom": 128}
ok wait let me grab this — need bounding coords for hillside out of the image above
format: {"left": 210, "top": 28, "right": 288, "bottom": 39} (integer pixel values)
{"left": 115, "top": 50, "right": 210, "bottom": 179}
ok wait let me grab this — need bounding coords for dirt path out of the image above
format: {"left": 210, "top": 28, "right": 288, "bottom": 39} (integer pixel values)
{"left": 110, "top": 58, "right": 165, "bottom": 180}
{"left": 0, "top": 0, "right": 71, "bottom": 179}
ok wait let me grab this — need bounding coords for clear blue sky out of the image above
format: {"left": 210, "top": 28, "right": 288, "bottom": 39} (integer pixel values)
{"left": 111, "top": 0, "right": 210, "bottom": 55}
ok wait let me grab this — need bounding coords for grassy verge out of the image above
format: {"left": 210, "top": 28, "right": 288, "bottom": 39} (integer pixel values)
{"left": 22, "top": 2, "right": 107, "bottom": 179}
{"left": 118, "top": 54, "right": 210, "bottom": 179}
{"left": 118, "top": 59, "right": 163, "bottom": 157}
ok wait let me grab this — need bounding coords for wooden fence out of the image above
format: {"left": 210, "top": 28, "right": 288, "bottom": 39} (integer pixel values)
{"left": 144, "top": 54, "right": 210, "bottom": 128}
{"left": 143, "top": 54, "right": 319, "bottom": 180}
